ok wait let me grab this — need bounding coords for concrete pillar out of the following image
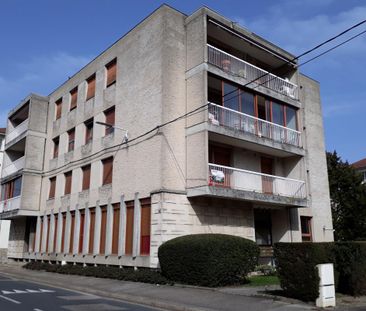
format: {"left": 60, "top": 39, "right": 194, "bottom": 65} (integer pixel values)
{"left": 118, "top": 195, "right": 126, "bottom": 256}
{"left": 105, "top": 199, "right": 113, "bottom": 256}
{"left": 64, "top": 208, "right": 71, "bottom": 254}
{"left": 55, "top": 209, "right": 63, "bottom": 254}
{"left": 132, "top": 192, "right": 141, "bottom": 258}
{"left": 73, "top": 205, "right": 80, "bottom": 255}
{"left": 35, "top": 216, "right": 41, "bottom": 253}
{"left": 49, "top": 211, "right": 55, "bottom": 253}
{"left": 83, "top": 203, "right": 90, "bottom": 255}
{"left": 93, "top": 201, "right": 101, "bottom": 255}
{"left": 41, "top": 212, "right": 48, "bottom": 254}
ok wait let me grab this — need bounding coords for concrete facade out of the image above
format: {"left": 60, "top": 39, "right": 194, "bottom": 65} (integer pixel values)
{"left": 0, "top": 5, "right": 333, "bottom": 268}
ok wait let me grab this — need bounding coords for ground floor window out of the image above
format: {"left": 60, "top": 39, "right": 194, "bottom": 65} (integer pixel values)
{"left": 300, "top": 216, "right": 312, "bottom": 242}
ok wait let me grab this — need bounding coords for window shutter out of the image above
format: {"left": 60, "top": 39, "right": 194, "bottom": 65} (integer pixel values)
{"left": 49, "top": 177, "right": 56, "bottom": 199}
{"left": 53, "top": 137, "right": 59, "bottom": 158}
{"left": 82, "top": 165, "right": 91, "bottom": 191}
{"left": 99, "top": 206, "right": 107, "bottom": 254}
{"left": 68, "top": 128, "right": 75, "bottom": 152}
{"left": 86, "top": 74, "right": 96, "bottom": 100}
{"left": 112, "top": 204, "right": 120, "bottom": 255}
{"left": 106, "top": 59, "right": 117, "bottom": 87}
{"left": 140, "top": 198, "right": 151, "bottom": 255}
{"left": 104, "top": 107, "right": 115, "bottom": 135}
{"left": 102, "top": 157, "right": 113, "bottom": 185}
{"left": 55, "top": 98, "right": 62, "bottom": 119}
{"left": 64, "top": 171, "right": 72, "bottom": 195}
{"left": 125, "top": 201, "right": 134, "bottom": 255}
{"left": 70, "top": 87, "right": 78, "bottom": 110}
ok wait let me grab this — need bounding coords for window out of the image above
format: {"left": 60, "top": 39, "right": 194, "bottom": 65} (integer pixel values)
{"left": 69, "top": 211, "right": 75, "bottom": 253}
{"left": 285, "top": 106, "right": 297, "bottom": 130}
{"left": 102, "top": 157, "right": 113, "bottom": 185}
{"left": 86, "top": 74, "right": 96, "bottom": 100}
{"left": 70, "top": 87, "right": 78, "bottom": 111}
{"left": 112, "top": 203, "right": 120, "bottom": 255}
{"left": 301, "top": 216, "right": 312, "bottom": 242}
{"left": 272, "top": 102, "right": 285, "bottom": 126}
{"left": 104, "top": 106, "right": 115, "bottom": 135}
{"left": 53, "top": 137, "right": 59, "bottom": 158}
{"left": 64, "top": 171, "right": 72, "bottom": 195}
{"left": 125, "top": 201, "right": 134, "bottom": 255}
{"left": 68, "top": 128, "right": 75, "bottom": 152}
{"left": 140, "top": 198, "right": 151, "bottom": 255}
{"left": 55, "top": 98, "right": 62, "bottom": 120}
{"left": 106, "top": 58, "right": 117, "bottom": 87}
{"left": 79, "top": 211, "right": 85, "bottom": 254}
{"left": 223, "top": 82, "right": 239, "bottom": 111}
{"left": 99, "top": 206, "right": 107, "bottom": 254}
{"left": 88, "top": 208, "right": 95, "bottom": 254}
{"left": 84, "top": 118, "right": 93, "bottom": 144}
{"left": 81, "top": 165, "right": 91, "bottom": 191}
{"left": 1, "top": 176, "right": 22, "bottom": 200}
{"left": 49, "top": 177, "right": 56, "bottom": 199}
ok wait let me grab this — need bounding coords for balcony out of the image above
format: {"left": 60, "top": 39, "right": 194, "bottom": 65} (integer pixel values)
{"left": 207, "top": 44, "right": 298, "bottom": 100}
{"left": 208, "top": 103, "right": 301, "bottom": 148}
{"left": 5, "top": 119, "right": 29, "bottom": 145}
{"left": 187, "top": 164, "right": 307, "bottom": 207}
{"left": 0, "top": 196, "right": 21, "bottom": 213}
{"left": 2, "top": 157, "right": 25, "bottom": 178}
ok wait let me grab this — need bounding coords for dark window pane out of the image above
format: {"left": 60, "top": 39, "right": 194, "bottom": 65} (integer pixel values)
{"left": 240, "top": 91, "right": 255, "bottom": 116}
{"left": 223, "top": 83, "right": 239, "bottom": 111}
{"left": 272, "top": 102, "right": 284, "bottom": 126}
{"left": 286, "top": 106, "right": 297, "bottom": 130}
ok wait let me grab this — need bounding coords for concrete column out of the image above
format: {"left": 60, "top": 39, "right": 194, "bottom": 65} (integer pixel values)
{"left": 93, "top": 201, "right": 101, "bottom": 255}
{"left": 49, "top": 211, "right": 55, "bottom": 253}
{"left": 41, "top": 212, "right": 48, "bottom": 254}
{"left": 55, "top": 209, "right": 63, "bottom": 254}
{"left": 35, "top": 216, "right": 41, "bottom": 253}
{"left": 82, "top": 203, "right": 90, "bottom": 255}
{"left": 118, "top": 195, "right": 126, "bottom": 256}
{"left": 132, "top": 192, "right": 141, "bottom": 258}
{"left": 73, "top": 205, "right": 80, "bottom": 255}
{"left": 105, "top": 199, "right": 113, "bottom": 256}
{"left": 64, "top": 208, "right": 71, "bottom": 254}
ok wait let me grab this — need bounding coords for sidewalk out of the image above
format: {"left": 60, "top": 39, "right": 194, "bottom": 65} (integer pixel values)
{"left": 0, "top": 263, "right": 361, "bottom": 311}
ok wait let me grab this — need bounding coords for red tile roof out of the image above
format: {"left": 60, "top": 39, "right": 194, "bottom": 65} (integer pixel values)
{"left": 352, "top": 158, "right": 366, "bottom": 169}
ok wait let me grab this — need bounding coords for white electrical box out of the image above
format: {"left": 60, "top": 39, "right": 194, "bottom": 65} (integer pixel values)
{"left": 316, "top": 263, "right": 336, "bottom": 308}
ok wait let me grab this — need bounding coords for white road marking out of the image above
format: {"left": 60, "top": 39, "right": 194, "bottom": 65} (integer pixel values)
{"left": 13, "top": 289, "right": 27, "bottom": 294}
{"left": 34, "top": 309, "right": 44, "bottom": 311}
{"left": 0, "top": 294, "right": 21, "bottom": 304}
{"left": 1, "top": 290, "right": 14, "bottom": 294}
{"left": 26, "top": 289, "right": 41, "bottom": 293}
{"left": 39, "top": 289, "right": 55, "bottom": 293}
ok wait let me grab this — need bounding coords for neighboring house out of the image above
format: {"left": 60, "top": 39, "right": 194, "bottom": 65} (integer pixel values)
{"left": 352, "top": 157, "right": 366, "bottom": 184}
{"left": 0, "top": 128, "right": 10, "bottom": 261}
{"left": 0, "top": 5, "right": 333, "bottom": 268}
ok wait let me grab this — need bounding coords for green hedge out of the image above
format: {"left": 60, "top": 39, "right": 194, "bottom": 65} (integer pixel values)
{"left": 23, "top": 261, "right": 171, "bottom": 285}
{"left": 158, "top": 234, "right": 259, "bottom": 287}
{"left": 274, "top": 242, "right": 366, "bottom": 301}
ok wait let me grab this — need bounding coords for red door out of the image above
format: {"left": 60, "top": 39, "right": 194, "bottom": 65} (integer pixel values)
{"left": 261, "top": 157, "right": 273, "bottom": 194}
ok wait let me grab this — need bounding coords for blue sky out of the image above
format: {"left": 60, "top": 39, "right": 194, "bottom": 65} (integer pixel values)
{"left": 0, "top": 0, "right": 365, "bottom": 163}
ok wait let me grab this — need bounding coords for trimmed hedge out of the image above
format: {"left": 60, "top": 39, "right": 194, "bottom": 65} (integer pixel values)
{"left": 158, "top": 234, "right": 259, "bottom": 287}
{"left": 23, "top": 261, "right": 171, "bottom": 285}
{"left": 274, "top": 242, "right": 366, "bottom": 301}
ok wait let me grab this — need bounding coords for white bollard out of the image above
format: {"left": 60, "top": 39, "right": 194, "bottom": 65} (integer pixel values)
{"left": 316, "top": 263, "right": 336, "bottom": 308}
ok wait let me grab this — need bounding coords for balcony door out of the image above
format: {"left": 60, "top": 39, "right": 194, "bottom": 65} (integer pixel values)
{"left": 209, "top": 145, "right": 231, "bottom": 187}
{"left": 261, "top": 157, "right": 273, "bottom": 194}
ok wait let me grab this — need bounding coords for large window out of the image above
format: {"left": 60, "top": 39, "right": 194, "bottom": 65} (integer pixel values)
{"left": 106, "top": 58, "right": 117, "bottom": 87}
{"left": 1, "top": 176, "right": 22, "bottom": 200}
{"left": 55, "top": 98, "right": 62, "bottom": 120}
{"left": 81, "top": 165, "right": 91, "bottom": 191}
{"left": 140, "top": 198, "right": 151, "bottom": 255}
{"left": 64, "top": 171, "right": 72, "bottom": 195}
{"left": 49, "top": 177, "right": 56, "bottom": 199}
{"left": 125, "top": 200, "right": 134, "bottom": 255}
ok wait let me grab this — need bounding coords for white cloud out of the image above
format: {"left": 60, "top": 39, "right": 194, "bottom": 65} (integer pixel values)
{"left": 0, "top": 52, "right": 92, "bottom": 127}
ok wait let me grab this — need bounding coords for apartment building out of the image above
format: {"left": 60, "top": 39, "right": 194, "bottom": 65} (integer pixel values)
{"left": 0, "top": 128, "right": 10, "bottom": 261}
{"left": 0, "top": 5, "right": 333, "bottom": 268}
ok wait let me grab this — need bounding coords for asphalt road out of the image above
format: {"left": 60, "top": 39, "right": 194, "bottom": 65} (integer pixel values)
{"left": 0, "top": 273, "right": 162, "bottom": 311}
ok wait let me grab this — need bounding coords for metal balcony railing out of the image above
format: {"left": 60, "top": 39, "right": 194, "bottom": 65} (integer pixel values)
{"left": 208, "top": 103, "right": 301, "bottom": 147}
{"left": 207, "top": 44, "right": 298, "bottom": 100}
{"left": 5, "top": 119, "right": 29, "bottom": 144}
{"left": 209, "top": 163, "right": 306, "bottom": 199}
{"left": 0, "top": 196, "right": 21, "bottom": 213}
{"left": 2, "top": 156, "right": 25, "bottom": 178}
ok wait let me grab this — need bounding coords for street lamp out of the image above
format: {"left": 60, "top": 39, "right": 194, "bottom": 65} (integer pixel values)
{"left": 96, "top": 121, "right": 129, "bottom": 142}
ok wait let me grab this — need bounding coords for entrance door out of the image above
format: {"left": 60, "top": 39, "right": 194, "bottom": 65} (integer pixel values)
{"left": 261, "top": 157, "right": 273, "bottom": 194}
{"left": 254, "top": 209, "right": 272, "bottom": 246}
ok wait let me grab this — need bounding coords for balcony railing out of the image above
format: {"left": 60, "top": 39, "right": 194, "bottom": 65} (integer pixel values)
{"left": 207, "top": 44, "right": 298, "bottom": 100}
{"left": 0, "top": 196, "right": 21, "bottom": 213}
{"left": 209, "top": 163, "right": 306, "bottom": 199}
{"left": 2, "top": 156, "right": 25, "bottom": 178}
{"left": 5, "top": 119, "right": 29, "bottom": 144}
{"left": 208, "top": 103, "right": 301, "bottom": 147}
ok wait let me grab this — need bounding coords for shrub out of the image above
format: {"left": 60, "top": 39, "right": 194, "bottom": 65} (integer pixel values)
{"left": 158, "top": 234, "right": 259, "bottom": 287}
{"left": 23, "top": 261, "right": 171, "bottom": 285}
{"left": 274, "top": 242, "right": 366, "bottom": 301}
{"left": 274, "top": 242, "right": 334, "bottom": 301}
